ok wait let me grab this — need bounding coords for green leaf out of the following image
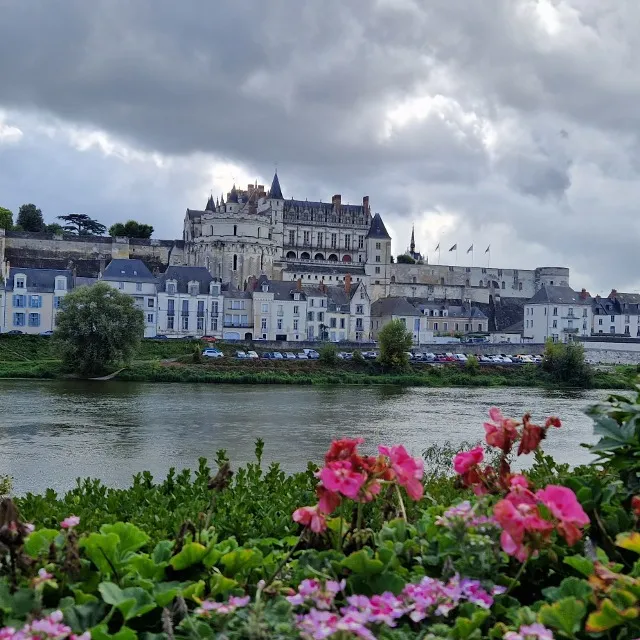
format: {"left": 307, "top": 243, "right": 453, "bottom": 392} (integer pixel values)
{"left": 617, "top": 532, "right": 640, "bottom": 554}
{"left": 80, "top": 533, "right": 121, "bottom": 576}
{"left": 182, "top": 580, "right": 206, "bottom": 601}
{"left": 152, "top": 582, "right": 182, "bottom": 607}
{"left": 152, "top": 540, "right": 173, "bottom": 564}
{"left": 564, "top": 555, "right": 594, "bottom": 577}
{"left": 24, "top": 529, "right": 59, "bottom": 558}
{"left": 126, "top": 556, "right": 165, "bottom": 581}
{"left": 342, "top": 549, "right": 384, "bottom": 576}
{"left": 209, "top": 573, "right": 238, "bottom": 596}
{"left": 91, "top": 624, "right": 138, "bottom": 640}
{"left": 452, "top": 610, "right": 491, "bottom": 639}
{"left": 60, "top": 601, "right": 105, "bottom": 634}
{"left": 538, "top": 597, "right": 586, "bottom": 636}
{"left": 542, "top": 577, "right": 593, "bottom": 602}
{"left": 98, "top": 582, "right": 156, "bottom": 621}
{"left": 169, "top": 542, "right": 209, "bottom": 571}
{"left": 101, "top": 523, "right": 149, "bottom": 555}
{"left": 586, "top": 599, "right": 639, "bottom": 632}
{"left": 593, "top": 415, "right": 632, "bottom": 443}
{"left": 220, "top": 548, "right": 263, "bottom": 577}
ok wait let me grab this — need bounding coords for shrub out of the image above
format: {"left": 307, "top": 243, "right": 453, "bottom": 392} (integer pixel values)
{"left": 465, "top": 354, "right": 480, "bottom": 374}
{"left": 542, "top": 339, "right": 594, "bottom": 387}
{"left": 378, "top": 319, "right": 413, "bottom": 369}
{"left": 319, "top": 343, "right": 338, "bottom": 364}
{"left": 352, "top": 350, "right": 364, "bottom": 364}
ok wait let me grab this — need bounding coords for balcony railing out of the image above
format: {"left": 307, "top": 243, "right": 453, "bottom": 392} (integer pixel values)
{"left": 224, "top": 322, "right": 253, "bottom": 328}
{"left": 167, "top": 310, "right": 175, "bottom": 317}
{"left": 562, "top": 327, "right": 579, "bottom": 333}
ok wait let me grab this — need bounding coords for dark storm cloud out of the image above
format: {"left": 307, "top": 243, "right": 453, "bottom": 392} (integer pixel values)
{"left": 0, "top": 0, "right": 639, "bottom": 292}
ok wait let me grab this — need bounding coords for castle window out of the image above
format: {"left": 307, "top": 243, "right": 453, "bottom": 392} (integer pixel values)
{"left": 501, "top": 281, "right": 505, "bottom": 289}
{"left": 233, "top": 255, "right": 238, "bottom": 271}
{"left": 233, "top": 225, "right": 237, "bottom": 236}
{"left": 412, "top": 276, "right": 417, "bottom": 284}
{"left": 318, "top": 233, "right": 323, "bottom": 247}
{"left": 358, "top": 236, "right": 364, "bottom": 249}
{"left": 288, "top": 230, "right": 295, "bottom": 245}
{"left": 257, "top": 228, "right": 260, "bottom": 238}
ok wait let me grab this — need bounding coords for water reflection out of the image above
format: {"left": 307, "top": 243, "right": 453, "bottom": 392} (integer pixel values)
{"left": 0, "top": 380, "right": 613, "bottom": 495}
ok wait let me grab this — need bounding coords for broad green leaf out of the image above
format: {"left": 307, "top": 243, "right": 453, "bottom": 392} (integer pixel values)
{"left": 617, "top": 532, "right": 640, "bottom": 554}
{"left": 209, "top": 573, "right": 238, "bottom": 596}
{"left": 538, "top": 597, "right": 586, "bottom": 636}
{"left": 586, "top": 599, "right": 639, "bottom": 632}
{"left": 593, "top": 415, "right": 633, "bottom": 443}
{"left": 126, "top": 556, "right": 166, "bottom": 581}
{"left": 80, "top": 533, "right": 120, "bottom": 576}
{"left": 182, "top": 580, "right": 206, "bottom": 601}
{"left": 542, "top": 577, "right": 593, "bottom": 602}
{"left": 152, "top": 582, "right": 182, "bottom": 607}
{"left": 60, "top": 601, "right": 105, "bottom": 633}
{"left": 564, "top": 555, "right": 594, "bottom": 577}
{"left": 98, "top": 582, "right": 156, "bottom": 621}
{"left": 342, "top": 549, "right": 384, "bottom": 576}
{"left": 24, "top": 529, "right": 59, "bottom": 558}
{"left": 152, "top": 540, "right": 173, "bottom": 564}
{"left": 101, "top": 523, "right": 149, "bottom": 555}
{"left": 452, "top": 610, "right": 491, "bottom": 639}
{"left": 220, "top": 548, "right": 263, "bottom": 576}
{"left": 91, "top": 624, "right": 138, "bottom": 640}
{"left": 169, "top": 542, "right": 208, "bottom": 570}
{"left": 72, "top": 589, "right": 100, "bottom": 605}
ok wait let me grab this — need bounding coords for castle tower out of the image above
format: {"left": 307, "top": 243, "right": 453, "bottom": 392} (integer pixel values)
{"left": 364, "top": 213, "right": 392, "bottom": 300}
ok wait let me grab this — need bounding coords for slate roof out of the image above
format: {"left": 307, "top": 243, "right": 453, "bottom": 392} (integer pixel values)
{"left": 4, "top": 268, "right": 73, "bottom": 293}
{"left": 594, "top": 292, "right": 640, "bottom": 316}
{"left": 205, "top": 196, "right": 215, "bottom": 212}
{"left": 185, "top": 209, "right": 202, "bottom": 221}
{"left": 158, "top": 266, "right": 214, "bottom": 294}
{"left": 527, "top": 285, "right": 591, "bottom": 305}
{"left": 101, "top": 259, "right": 156, "bottom": 282}
{"left": 283, "top": 263, "right": 366, "bottom": 275}
{"left": 75, "top": 277, "right": 99, "bottom": 288}
{"left": 253, "top": 276, "right": 307, "bottom": 301}
{"left": 366, "top": 213, "right": 391, "bottom": 239}
{"left": 269, "top": 172, "right": 284, "bottom": 199}
{"left": 498, "top": 320, "right": 524, "bottom": 334}
{"left": 413, "top": 301, "right": 488, "bottom": 319}
{"left": 371, "top": 297, "right": 421, "bottom": 317}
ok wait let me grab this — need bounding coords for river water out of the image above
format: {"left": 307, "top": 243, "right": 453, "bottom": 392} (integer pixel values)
{"left": 0, "top": 380, "right": 611, "bottom": 495}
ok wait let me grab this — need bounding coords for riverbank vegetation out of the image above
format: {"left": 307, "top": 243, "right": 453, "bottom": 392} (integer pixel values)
{"left": 0, "top": 334, "right": 637, "bottom": 389}
{"left": 3, "top": 390, "right": 640, "bottom": 638}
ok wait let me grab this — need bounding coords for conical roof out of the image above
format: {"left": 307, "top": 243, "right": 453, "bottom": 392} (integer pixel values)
{"left": 205, "top": 195, "right": 215, "bottom": 211}
{"left": 269, "top": 171, "right": 283, "bottom": 199}
{"left": 366, "top": 213, "right": 391, "bottom": 239}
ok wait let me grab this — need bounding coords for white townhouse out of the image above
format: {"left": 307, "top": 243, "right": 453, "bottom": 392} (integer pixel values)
{"left": 157, "top": 266, "right": 223, "bottom": 338}
{"left": 221, "top": 289, "right": 254, "bottom": 341}
{"left": 100, "top": 258, "right": 158, "bottom": 337}
{"left": 523, "top": 285, "right": 592, "bottom": 343}
{"left": 370, "top": 297, "right": 432, "bottom": 345}
{"left": 1, "top": 265, "right": 72, "bottom": 334}
{"left": 252, "top": 276, "right": 307, "bottom": 341}
{"left": 592, "top": 290, "right": 640, "bottom": 337}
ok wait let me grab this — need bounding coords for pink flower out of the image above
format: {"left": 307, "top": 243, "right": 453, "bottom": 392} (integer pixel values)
{"left": 536, "top": 485, "right": 589, "bottom": 546}
{"left": 319, "top": 461, "right": 366, "bottom": 499}
{"left": 293, "top": 505, "right": 327, "bottom": 533}
{"left": 484, "top": 407, "right": 519, "bottom": 453}
{"left": 316, "top": 486, "right": 341, "bottom": 514}
{"left": 195, "top": 595, "right": 250, "bottom": 616}
{"left": 505, "top": 623, "right": 554, "bottom": 640}
{"left": 453, "top": 446, "right": 484, "bottom": 474}
{"left": 379, "top": 445, "right": 424, "bottom": 500}
{"left": 544, "top": 417, "right": 561, "bottom": 429}
{"left": 325, "top": 438, "right": 364, "bottom": 464}
{"left": 509, "top": 475, "right": 529, "bottom": 489}
{"left": 32, "top": 567, "right": 54, "bottom": 587}
{"left": 60, "top": 516, "right": 80, "bottom": 529}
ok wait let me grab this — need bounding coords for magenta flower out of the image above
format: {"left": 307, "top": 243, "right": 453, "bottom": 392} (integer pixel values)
{"left": 379, "top": 445, "right": 424, "bottom": 500}
{"left": 536, "top": 484, "right": 590, "bottom": 546}
{"left": 194, "top": 594, "right": 250, "bottom": 617}
{"left": 60, "top": 516, "right": 80, "bottom": 529}
{"left": 32, "top": 567, "right": 54, "bottom": 588}
{"left": 318, "top": 460, "right": 366, "bottom": 499}
{"left": 293, "top": 506, "right": 327, "bottom": 533}
{"left": 505, "top": 623, "right": 554, "bottom": 640}
{"left": 453, "top": 446, "right": 484, "bottom": 474}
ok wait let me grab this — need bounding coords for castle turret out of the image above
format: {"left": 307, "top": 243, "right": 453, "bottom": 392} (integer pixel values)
{"left": 269, "top": 171, "right": 284, "bottom": 200}
{"left": 205, "top": 195, "right": 215, "bottom": 212}
{"left": 365, "top": 213, "right": 392, "bottom": 299}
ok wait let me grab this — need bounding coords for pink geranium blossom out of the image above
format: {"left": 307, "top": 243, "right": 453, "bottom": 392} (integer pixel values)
{"left": 453, "top": 446, "right": 484, "bottom": 474}
{"left": 293, "top": 505, "right": 327, "bottom": 533}
{"left": 536, "top": 485, "right": 589, "bottom": 546}
{"left": 60, "top": 516, "right": 80, "bottom": 529}
{"left": 484, "top": 407, "right": 519, "bottom": 453}
{"left": 318, "top": 460, "right": 366, "bottom": 499}
{"left": 378, "top": 445, "right": 424, "bottom": 500}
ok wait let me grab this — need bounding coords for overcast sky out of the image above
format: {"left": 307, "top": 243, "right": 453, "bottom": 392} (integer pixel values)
{"left": 0, "top": 0, "right": 638, "bottom": 295}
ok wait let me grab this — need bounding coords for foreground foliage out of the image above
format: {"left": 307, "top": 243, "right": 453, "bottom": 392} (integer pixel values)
{"left": 4, "top": 388, "right": 640, "bottom": 638}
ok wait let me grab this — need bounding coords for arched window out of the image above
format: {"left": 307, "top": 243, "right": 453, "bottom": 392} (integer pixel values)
{"left": 286, "top": 251, "right": 296, "bottom": 259}
{"left": 314, "top": 253, "right": 325, "bottom": 260}
{"left": 501, "top": 281, "right": 505, "bottom": 289}
{"left": 342, "top": 254, "right": 352, "bottom": 262}
{"left": 328, "top": 254, "right": 338, "bottom": 262}
{"left": 301, "top": 252, "right": 311, "bottom": 260}
{"left": 465, "top": 279, "right": 470, "bottom": 287}
{"left": 390, "top": 276, "right": 396, "bottom": 284}
{"left": 233, "top": 254, "right": 238, "bottom": 271}
{"left": 233, "top": 225, "right": 237, "bottom": 236}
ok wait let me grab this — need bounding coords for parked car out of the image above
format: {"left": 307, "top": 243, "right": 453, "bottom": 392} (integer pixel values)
{"left": 405, "top": 352, "right": 414, "bottom": 360}
{"left": 261, "top": 352, "right": 274, "bottom": 359}
{"left": 202, "top": 348, "right": 223, "bottom": 358}
{"left": 39, "top": 331, "right": 54, "bottom": 337}
{"left": 284, "top": 352, "right": 297, "bottom": 360}
{"left": 296, "top": 352, "right": 309, "bottom": 359}
{"left": 154, "top": 334, "right": 169, "bottom": 340}
{"left": 272, "top": 352, "right": 284, "bottom": 360}
{"left": 453, "top": 353, "right": 468, "bottom": 362}
{"left": 479, "top": 355, "right": 493, "bottom": 363}
{"left": 423, "top": 352, "right": 436, "bottom": 362}
{"left": 6, "top": 330, "right": 23, "bottom": 335}
{"left": 303, "top": 349, "right": 320, "bottom": 359}
{"left": 246, "top": 350, "right": 259, "bottom": 359}
{"left": 361, "top": 351, "right": 377, "bottom": 360}
{"left": 235, "top": 351, "right": 249, "bottom": 359}
{"left": 202, "top": 336, "right": 218, "bottom": 343}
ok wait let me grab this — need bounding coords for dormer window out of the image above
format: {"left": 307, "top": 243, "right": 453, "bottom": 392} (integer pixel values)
{"left": 293, "top": 292, "right": 300, "bottom": 301}
{"left": 14, "top": 275, "right": 26, "bottom": 289}
{"left": 55, "top": 277, "right": 67, "bottom": 291}
{"left": 188, "top": 282, "right": 200, "bottom": 296}
{"left": 166, "top": 281, "right": 176, "bottom": 295}
{"left": 210, "top": 283, "right": 220, "bottom": 296}
{"left": 261, "top": 284, "right": 268, "bottom": 292}
{"left": 336, "top": 306, "right": 341, "bottom": 312}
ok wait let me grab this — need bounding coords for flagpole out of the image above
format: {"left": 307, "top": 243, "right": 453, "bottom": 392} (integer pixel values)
{"left": 471, "top": 247, "right": 474, "bottom": 268}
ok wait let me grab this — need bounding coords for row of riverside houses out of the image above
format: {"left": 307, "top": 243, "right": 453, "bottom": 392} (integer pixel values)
{"left": 522, "top": 285, "right": 640, "bottom": 343}
{"left": 0, "top": 260, "right": 374, "bottom": 342}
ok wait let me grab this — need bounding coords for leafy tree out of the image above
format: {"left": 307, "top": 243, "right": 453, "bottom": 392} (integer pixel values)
{"left": 53, "top": 282, "right": 145, "bottom": 376}
{"left": 396, "top": 254, "right": 416, "bottom": 264}
{"left": 17, "top": 203, "right": 44, "bottom": 232}
{"left": 109, "top": 220, "right": 154, "bottom": 239}
{"left": 0, "top": 207, "right": 12, "bottom": 231}
{"left": 378, "top": 319, "right": 413, "bottom": 369}
{"left": 319, "top": 343, "right": 338, "bottom": 364}
{"left": 542, "top": 339, "right": 593, "bottom": 387}
{"left": 45, "top": 223, "right": 64, "bottom": 234}
{"left": 57, "top": 213, "right": 106, "bottom": 236}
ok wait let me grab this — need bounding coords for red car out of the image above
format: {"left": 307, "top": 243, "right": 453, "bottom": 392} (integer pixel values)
{"left": 202, "top": 336, "right": 218, "bottom": 343}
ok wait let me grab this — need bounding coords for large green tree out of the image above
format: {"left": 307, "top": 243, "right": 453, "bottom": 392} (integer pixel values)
{"left": 57, "top": 213, "right": 106, "bottom": 236}
{"left": 53, "top": 283, "right": 145, "bottom": 376}
{"left": 378, "top": 319, "right": 414, "bottom": 369}
{"left": 17, "top": 204, "right": 44, "bottom": 232}
{"left": 109, "top": 220, "right": 154, "bottom": 239}
{"left": 0, "top": 207, "right": 13, "bottom": 231}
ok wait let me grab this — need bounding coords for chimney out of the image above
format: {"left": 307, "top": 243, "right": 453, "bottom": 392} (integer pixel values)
{"left": 247, "top": 275, "right": 257, "bottom": 292}
{"left": 362, "top": 196, "right": 369, "bottom": 213}
{"left": 580, "top": 287, "right": 588, "bottom": 300}
{"left": 296, "top": 278, "right": 302, "bottom": 291}
{"left": 332, "top": 194, "right": 342, "bottom": 208}
{"left": 610, "top": 288, "right": 617, "bottom": 298}
{"left": 345, "top": 273, "right": 352, "bottom": 294}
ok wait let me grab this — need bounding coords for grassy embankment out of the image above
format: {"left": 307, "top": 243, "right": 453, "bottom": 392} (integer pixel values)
{"left": 0, "top": 334, "right": 637, "bottom": 388}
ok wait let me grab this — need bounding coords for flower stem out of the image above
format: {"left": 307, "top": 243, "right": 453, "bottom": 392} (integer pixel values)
{"left": 505, "top": 557, "right": 528, "bottom": 596}
{"left": 395, "top": 484, "right": 408, "bottom": 521}
{"left": 356, "top": 502, "right": 363, "bottom": 531}
{"left": 338, "top": 501, "right": 345, "bottom": 551}
{"left": 263, "top": 535, "right": 303, "bottom": 591}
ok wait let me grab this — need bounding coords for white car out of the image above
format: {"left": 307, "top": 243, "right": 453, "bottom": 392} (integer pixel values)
{"left": 246, "top": 350, "right": 259, "bottom": 359}
{"left": 202, "top": 349, "right": 224, "bottom": 358}
{"left": 453, "top": 353, "right": 468, "bottom": 362}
